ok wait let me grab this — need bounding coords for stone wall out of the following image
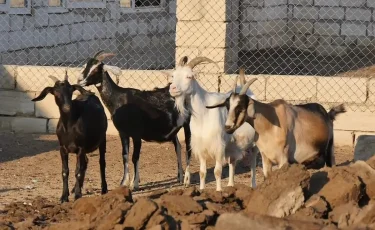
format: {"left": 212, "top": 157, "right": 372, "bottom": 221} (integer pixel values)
{"left": 240, "top": 0, "right": 375, "bottom": 56}
{"left": 0, "top": 0, "right": 177, "bottom": 69}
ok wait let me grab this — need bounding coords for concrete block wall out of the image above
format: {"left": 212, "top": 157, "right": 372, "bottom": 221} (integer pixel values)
{"left": 0, "top": 65, "right": 171, "bottom": 136}
{"left": 0, "top": 0, "right": 177, "bottom": 70}
{"left": 1, "top": 64, "right": 374, "bottom": 148}
{"left": 240, "top": 0, "right": 375, "bottom": 56}
{"left": 175, "top": 0, "right": 240, "bottom": 74}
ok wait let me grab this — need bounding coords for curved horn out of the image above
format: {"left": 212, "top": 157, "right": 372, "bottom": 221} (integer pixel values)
{"left": 96, "top": 52, "right": 116, "bottom": 62}
{"left": 239, "top": 78, "right": 258, "bottom": 95}
{"left": 48, "top": 75, "right": 59, "bottom": 82}
{"left": 232, "top": 75, "right": 239, "bottom": 93}
{"left": 93, "top": 50, "right": 105, "bottom": 59}
{"left": 64, "top": 69, "right": 68, "bottom": 81}
{"left": 239, "top": 67, "right": 246, "bottom": 86}
{"left": 178, "top": 56, "right": 188, "bottom": 66}
{"left": 187, "top": 57, "right": 216, "bottom": 69}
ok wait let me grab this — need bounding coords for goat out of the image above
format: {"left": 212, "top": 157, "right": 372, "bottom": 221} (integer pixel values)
{"left": 76, "top": 51, "right": 192, "bottom": 191}
{"left": 206, "top": 70, "right": 346, "bottom": 178}
{"left": 164, "top": 56, "right": 258, "bottom": 191}
{"left": 31, "top": 73, "right": 108, "bottom": 203}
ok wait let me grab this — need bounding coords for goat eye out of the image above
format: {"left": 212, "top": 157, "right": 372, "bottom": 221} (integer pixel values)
{"left": 187, "top": 76, "right": 192, "bottom": 79}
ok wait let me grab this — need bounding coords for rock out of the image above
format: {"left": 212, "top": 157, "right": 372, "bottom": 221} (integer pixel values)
{"left": 366, "top": 179, "right": 375, "bottom": 200}
{"left": 123, "top": 198, "right": 158, "bottom": 229}
{"left": 234, "top": 184, "right": 253, "bottom": 209}
{"left": 314, "top": 167, "right": 363, "bottom": 209}
{"left": 73, "top": 197, "right": 98, "bottom": 216}
{"left": 245, "top": 164, "right": 310, "bottom": 218}
{"left": 354, "top": 135, "right": 375, "bottom": 162}
{"left": 184, "top": 210, "right": 215, "bottom": 225}
{"left": 350, "top": 161, "right": 375, "bottom": 200}
{"left": 149, "top": 189, "right": 168, "bottom": 199}
{"left": 183, "top": 186, "right": 200, "bottom": 197}
{"left": 205, "top": 202, "right": 222, "bottom": 213}
{"left": 351, "top": 201, "right": 375, "bottom": 226}
{"left": 329, "top": 201, "right": 361, "bottom": 228}
{"left": 215, "top": 212, "right": 328, "bottom": 230}
{"left": 145, "top": 210, "right": 178, "bottom": 230}
{"left": 106, "top": 186, "right": 133, "bottom": 203}
{"left": 367, "top": 155, "right": 375, "bottom": 169}
{"left": 201, "top": 189, "right": 225, "bottom": 203}
{"left": 304, "top": 195, "right": 328, "bottom": 218}
{"left": 13, "top": 218, "right": 34, "bottom": 229}
{"left": 148, "top": 225, "right": 163, "bottom": 230}
{"left": 161, "top": 195, "right": 203, "bottom": 216}
{"left": 96, "top": 203, "right": 132, "bottom": 230}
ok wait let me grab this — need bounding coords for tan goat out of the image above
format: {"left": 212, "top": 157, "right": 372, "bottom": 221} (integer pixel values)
{"left": 206, "top": 69, "right": 346, "bottom": 178}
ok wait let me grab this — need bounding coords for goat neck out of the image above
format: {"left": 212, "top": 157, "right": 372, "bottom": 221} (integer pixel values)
{"left": 187, "top": 80, "right": 210, "bottom": 118}
{"left": 96, "top": 71, "right": 120, "bottom": 115}
{"left": 248, "top": 100, "right": 281, "bottom": 135}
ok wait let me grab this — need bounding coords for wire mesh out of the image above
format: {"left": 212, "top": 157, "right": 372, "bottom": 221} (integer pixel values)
{"left": 0, "top": 0, "right": 374, "bottom": 115}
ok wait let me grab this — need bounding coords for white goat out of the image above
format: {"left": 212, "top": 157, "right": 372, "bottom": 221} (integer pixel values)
{"left": 165, "top": 56, "right": 258, "bottom": 191}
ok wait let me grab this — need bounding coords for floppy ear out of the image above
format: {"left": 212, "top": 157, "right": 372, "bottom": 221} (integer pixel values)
{"left": 132, "top": 95, "right": 163, "bottom": 120}
{"left": 72, "top": 84, "right": 94, "bottom": 95}
{"left": 32, "top": 87, "right": 54, "bottom": 101}
{"left": 206, "top": 98, "right": 227, "bottom": 109}
{"left": 103, "top": 65, "right": 122, "bottom": 76}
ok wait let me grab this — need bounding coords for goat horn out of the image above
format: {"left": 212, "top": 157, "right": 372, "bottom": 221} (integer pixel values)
{"left": 232, "top": 75, "right": 239, "bottom": 93}
{"left": 187, "top": 57, "right": 216, "bottom": 69}
{"left": 96, "top": 52, "right": 116, "bottom": 62}
{"left": 178, "top": 56, "right": 188, "bottom": 66}
{"left": 64, "top": 69, "right": 68, "bottom": 81}
{"left": 93, "top": 50, "right": 105, "bottom": 59}
{"left": 239, "top": 67, "right": 246, "bottom": 86}
{"left": 48, "top": 75, "right": 59, "bottom": 82}
{"left": 239, "top": 78, "right": 258, "bottom": 95}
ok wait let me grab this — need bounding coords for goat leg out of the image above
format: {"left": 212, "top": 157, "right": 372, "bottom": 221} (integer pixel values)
{"left": 198, "top": 155, "right": 207, "bottom": 190}
{"left": 99, "top": 138, "right": 108, "bottom": 194}
{"left": 227, "top": 157, "right": 236, "bottom": 187}
{"left": 214, "top": 160, "right": 223, "bottom": 192}
{"left": 131, "top": 138, "right": 142, "bottom": 191}
{"left": 172, "top": 136, "right": 184, "bottom": 184}
{"left": 184, "top": 123, "right": 192, "bottom": 187}
{"left": 74, "top": 151, "right": 88, "bottom": 201}
{"left": 60, "top": 147, "right": 69, "bottom": 203}
{"left": 120, "top": 134, "right": 130, "bottom": 186}
{"left": 261, "top": 152, "right": 272, "bottom": 179}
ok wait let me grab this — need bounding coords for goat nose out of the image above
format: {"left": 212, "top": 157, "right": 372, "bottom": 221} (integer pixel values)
{"left": 62, "top": 105, "right": 71, "bottom": 113}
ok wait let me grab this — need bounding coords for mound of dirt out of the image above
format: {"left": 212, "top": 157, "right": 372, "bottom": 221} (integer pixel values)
{"left": 1, "top": 162, "right": 375, "bottom": 229}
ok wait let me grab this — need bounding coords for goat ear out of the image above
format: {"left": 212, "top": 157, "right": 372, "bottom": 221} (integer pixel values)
{"left": 103, "top": 65, "right": 122, "bottom": 76}
{"left": 161, "top": 70, "right": 173, "bottom": 82}
{"left": 206, "top": 98, "right": 227, "bottom": 109}
{"left": 132, "top": 96, "right": 163, "bottom": 120}
{"left": 72, "top": 84, "right": 94, "bottom": 96}
{"left": 247, "top": 100, "right": 256, "bottom": 119}
{"left": 32, "top": 87, "right": 54, "bottom": 101}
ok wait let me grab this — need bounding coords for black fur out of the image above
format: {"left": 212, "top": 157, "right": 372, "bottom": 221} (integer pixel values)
{"left": 79, "top": 57, "right": 192, "bottom": 189}
{"left": 32, "top": 79, "right": 108, "bottom": 203}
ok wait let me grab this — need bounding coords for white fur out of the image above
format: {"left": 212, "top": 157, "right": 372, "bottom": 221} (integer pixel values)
{"left": 169, "top": 67, "right": 257, "bottom": 191}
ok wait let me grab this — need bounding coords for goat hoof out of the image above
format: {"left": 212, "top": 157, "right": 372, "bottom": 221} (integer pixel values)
{"left": 60, "top": 196, "right": 69, "bottom": 203}
{"left": 74, "top": 193, "right": 82, "bottom": 201}
{"left": 101, "top": 187, "right": 108, "bottom": 194}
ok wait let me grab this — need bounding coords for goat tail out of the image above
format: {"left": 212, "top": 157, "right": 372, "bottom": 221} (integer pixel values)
{"left": 328, "top": 104, "right": 346, "bottom": 121}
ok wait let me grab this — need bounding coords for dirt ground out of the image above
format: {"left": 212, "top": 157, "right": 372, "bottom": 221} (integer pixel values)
{"left": 0, "top": 131, "right": 354, "bottom": 207}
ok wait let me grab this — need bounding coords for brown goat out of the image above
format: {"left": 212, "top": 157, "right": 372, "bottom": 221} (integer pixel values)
{"left": 206, "top": 69, "right": 346, "bottom": 178}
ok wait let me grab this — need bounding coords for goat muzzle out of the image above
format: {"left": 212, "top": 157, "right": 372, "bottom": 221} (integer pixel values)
{"left": 62, "top": 104, "right": 71, "bottom": 113}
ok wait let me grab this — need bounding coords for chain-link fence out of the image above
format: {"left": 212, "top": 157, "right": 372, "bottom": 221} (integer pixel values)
{"left": 0, "top": 0, "right": 375, "bottom": 118}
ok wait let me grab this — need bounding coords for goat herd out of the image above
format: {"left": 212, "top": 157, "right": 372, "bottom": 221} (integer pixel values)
{"left": 30, "top": 50, "right": 347, "bottom": 203}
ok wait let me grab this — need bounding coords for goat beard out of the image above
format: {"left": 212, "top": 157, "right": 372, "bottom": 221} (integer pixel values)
{"left": 174, "top": 94, "right": 189, "bottom": 119}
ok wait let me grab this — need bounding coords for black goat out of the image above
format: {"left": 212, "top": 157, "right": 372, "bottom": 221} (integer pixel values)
{"left": 31, "top": 74, "right": 108, "bottom": 203}
{"left": 77, "top": 51, "right": 192, "bottom": 191}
